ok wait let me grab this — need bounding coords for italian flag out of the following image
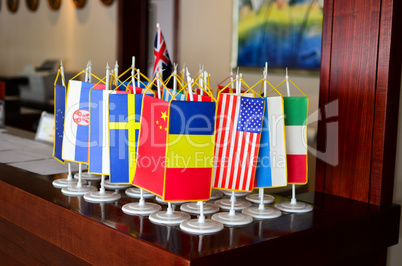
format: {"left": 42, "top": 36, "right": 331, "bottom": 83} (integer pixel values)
{"left": 283, "top": 97, "right": 308, "bottom": 184}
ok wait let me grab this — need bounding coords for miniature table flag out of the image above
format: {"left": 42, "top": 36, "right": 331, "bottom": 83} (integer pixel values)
{"left": 89, "top": 88, "right": 128, "bottom": 175}
{"left": 255, "top": 96, "right": 287, "bottom": 188}
{"left": 53, "top": 84, "right": 65, "bottom": 163}
{"left": 213, "top": 94, "right": 264, "bottom": 191}
{"left": 62, "top": 80, "right": 94, "bottom": 164}
{"left": 108, "top": 93, "right": 143, "bottom": 184}
{"left": 283, "top": 96, "right": 308, "bottom": 184}
{"left": 133, "top": 95, "right": 216, "bottom": 202}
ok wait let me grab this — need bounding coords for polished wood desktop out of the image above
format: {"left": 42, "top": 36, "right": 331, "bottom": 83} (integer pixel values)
{"left": 0, "top": 162, "right": 399, "bottom": 265}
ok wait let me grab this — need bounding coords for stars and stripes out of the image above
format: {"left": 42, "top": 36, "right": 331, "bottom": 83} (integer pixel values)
{"left": 213, "top": 94, "right": 264, "bottom": 192}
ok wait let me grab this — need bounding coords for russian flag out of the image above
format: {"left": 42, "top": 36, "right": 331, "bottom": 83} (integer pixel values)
{"left": 255, "top": 96, "right": 287, "bottom": 188}
{"left": 283, "top": 96, "right": 308, "bottom": 184}
{"left": 62, "top": 80, "right": 94, "bottom": 164}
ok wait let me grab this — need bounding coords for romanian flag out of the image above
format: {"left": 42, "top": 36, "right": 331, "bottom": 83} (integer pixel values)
{"left": 213, "top": 94, "right": 264, "bottom": 191}
{"left": 164, "top": 101, "right": 216, "bottom": 202}
{"left": 133, "top": 95, "right": 170, "bottom": 195}
{"left": 255, "top": 96, "right": 287, "bottom": 188}
{"left": 283, "top": 96, "right": 308, "bottom": 184}
{"left": 108, "top": 93, "right": 143, "bottom": 184}
{"left": 52, "top": 84, "right": 65, "bottom": 163}
{"left": 133, "top": 96, "right": 216, "bottom": 202}
{"left": 62, "top": 80, "right": 94, "bottom": 164}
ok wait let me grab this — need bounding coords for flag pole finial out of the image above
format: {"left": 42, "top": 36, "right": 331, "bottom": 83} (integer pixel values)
{"left": 156, "top": 23, "right": 160, "bottom": 29}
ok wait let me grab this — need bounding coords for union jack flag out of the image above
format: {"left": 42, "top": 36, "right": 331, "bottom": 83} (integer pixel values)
{"left": 152, "top": 26, "right": 173, "bottom": 83}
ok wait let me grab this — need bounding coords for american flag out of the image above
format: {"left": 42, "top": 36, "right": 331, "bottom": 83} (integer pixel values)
{"left": 213, "top": 94, "right": 264, "bottom": 191}
{"left": 152, "top": 26, "right": 173, "bottom": 82}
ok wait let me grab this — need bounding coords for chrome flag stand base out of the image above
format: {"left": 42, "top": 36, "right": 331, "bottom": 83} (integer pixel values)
{"left": 180, "top": 202, "right": 223, "bottom": 234}
{"left": 122, "top": 200, "right": 161, "bottom": 216}
{"left": 104, "top": 179, "right": 132, "bottom": 190}
{"left": 74, "top": 171, "right": 102, "bottom": 181}
{"left": 275, "top": 201, "right": 313, "bottom": 213}
{"left": 180, "top": 219, "right": 224, "bottom": 234}
{"left": 84, "top": 191, "right": 121, "bottom": 203}
{"left": 242, "top": 206, "right": 281, "bottom": 219}
{"left": 62, "top": 185, "right": 97, "bottom": 196}
{"left": 246, "top": 193, "right": 275, "bottom": 204}
{"left": 53, "top": 178, "right": 79, "bottom": 188}
{"left": 214, "top": 198, "right": 251, "bottom": 211}
{"left": 211, "top": 211, "right": 253, "bottom": 226}
{"left": 149, "top": 203, "right": 190, "bottom": 225}
{"left": 274, "top": 185, "right": 313, "bottom": 213}
{"left": 84, "top": 175, "right": 121, "bottom": 203}
{"left": 53, "top": 162, "right": 81, "bottom": 188}
{"left": 180, "top": 201, "right": 220, "bottom": 215}
{"left": 209, "top": 189, "right": 224, "bottom": 200}
{"left": 125, "top": 187, "right": 155, "bottom": 199}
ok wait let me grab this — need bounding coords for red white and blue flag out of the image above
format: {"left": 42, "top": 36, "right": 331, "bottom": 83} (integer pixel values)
{"left": 62, "top": 80, "right": 93, "bottom": 164}
{"left": 213, "top": 94, "right": 264, "bottom": 192}
{"left": 152, "top": 26, "right": 173, "bottom": 83}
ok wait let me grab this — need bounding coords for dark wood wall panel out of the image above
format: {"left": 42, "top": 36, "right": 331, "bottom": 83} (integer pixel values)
{"left": 369, "top": 0, "right": 402, "bottom": 205}
{"left": 316, "top": 0, "right": 401, "bottom": 205}
{"left": 117, "top": 0, "right": 149, "bottom": 75}
{"left": 326, "top": 0, "right": 380, "bottom": 202}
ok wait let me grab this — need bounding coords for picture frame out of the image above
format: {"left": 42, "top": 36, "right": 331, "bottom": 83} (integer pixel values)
{"left": 26, "top": 0, "right": 39, "bottom": 11}
{"left": 47, "top": 0, "right": 61, "bottom": 10}
{"left": 232, "top": 0, "right": 323, "bottom": 71}
{"left": 7, "top": 0, "right": 19, "bottom": 13}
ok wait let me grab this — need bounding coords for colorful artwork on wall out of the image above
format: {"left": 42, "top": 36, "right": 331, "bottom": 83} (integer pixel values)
{"left": 233, "top": 0, "right": 323, "bottom": 70}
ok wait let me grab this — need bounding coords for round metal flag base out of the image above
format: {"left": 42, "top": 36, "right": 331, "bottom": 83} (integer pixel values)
{"left": 180, "top": 219, "right": 224, "bottom": 234}
{"left": 222, "top": 191, "right": 251, "bottom": 197}
{"left": 104, "top": 180, "right": 132, "bottom": 190}
{"left": 83, "top": 191, "right": 121, "bottom": 203}
{"left": 214, "top": 198, "right": 251, "bottom": 211}
{"left": 246, "top": 193, "right": 275, "bottom": 204}
{"left": 211, "top": 212, "right": 253, "bottom": 226}
{"left": 274, "top": 201, "right": 313, "bottom": 213}
{"left": 149, "top": 210, "right": 191, "bottom": 225}
{"left": 52, "top": 178, "right": 81, "bottom": 188}
{"left": 209, "top": 189, "right": 224, "bottom": 200}
{"left": 125, "top": 187, "right": 155, "bottom": 199}
{"left": 61, "top": 185, "right": 97, "bottom": 196}
{"left": 74, "top": 172, "right": 102, "bottom": 181}
{"left": 242, "top": 206, "right": 282, "bottom": 219}
{"left": 155, "top": 196, "right": 186, "bottom": 205}
{"left": 180, "top": 202, "right": 220, "bottom": 215}
{"left": 122, "top": 202, "right": 161, "bottom": 216}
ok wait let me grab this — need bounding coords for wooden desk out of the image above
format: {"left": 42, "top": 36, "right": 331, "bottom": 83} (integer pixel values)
{"left": 0, "top": 162, "right": 399, "bottom": 265}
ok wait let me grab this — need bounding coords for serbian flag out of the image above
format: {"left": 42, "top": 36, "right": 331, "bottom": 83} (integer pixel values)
{"left": 255, "top": 96, "right": 287, "bottom": 188}
{"left": 62, "top": 80, "right": 94, "bottom": 164}
{"left": 164, "top": 101, "right": 216, "bottom": 202}
{"left": 283, "top": 97, "right": 308, "bottom": 184}
{"left": 162, "top": 88, "right": 186, "bottom": 102}
{"left": 152, "top": 26, "right": 173, "bottom": 83}
{"left": 89, "top": 89, "right": 128, "bottom": 175}
{"left": 52, "top": 84, "right": 66, "bottom": 163}
{"left": 108, "top": 93, "right": 143, "bottom": 184}
{"left": 133, "top": 95, "right": 169, "bottom": 196}
{"left": 213, "top": 94, "right": 264, "bottom": 191}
